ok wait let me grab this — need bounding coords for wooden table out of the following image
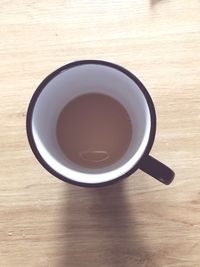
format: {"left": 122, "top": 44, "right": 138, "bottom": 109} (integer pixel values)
{"left": 0, "top": 1, "right": 200, "bottom": 266}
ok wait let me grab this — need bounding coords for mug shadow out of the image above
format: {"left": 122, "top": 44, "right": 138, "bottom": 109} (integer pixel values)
{"left": 60, "top": 181, "right": 153, "bottom": 267}
{"left": 150, "top": 0, "right": 163, "bottom": 6}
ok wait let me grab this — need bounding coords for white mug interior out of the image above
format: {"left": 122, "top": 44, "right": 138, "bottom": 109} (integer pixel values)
{"left": 32, "top": 63, "right": 151, "bottom": 184}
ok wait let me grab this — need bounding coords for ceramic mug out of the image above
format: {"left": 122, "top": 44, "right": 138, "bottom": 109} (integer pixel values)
{"left": 26, "top": 60, "right": 175, "bottom": 187}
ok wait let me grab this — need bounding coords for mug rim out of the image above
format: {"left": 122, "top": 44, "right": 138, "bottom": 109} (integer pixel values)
{"left": 26, "top": 60, "right": 156, "bottom": 187}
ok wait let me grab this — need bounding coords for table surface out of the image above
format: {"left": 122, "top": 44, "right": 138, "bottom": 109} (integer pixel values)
{"left": 0, "top": 1, "right": 200, "bottom": 266}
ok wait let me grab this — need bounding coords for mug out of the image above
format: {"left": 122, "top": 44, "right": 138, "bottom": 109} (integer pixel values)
{"left": 26, "top": 60, "right": 175, "bottom": 187}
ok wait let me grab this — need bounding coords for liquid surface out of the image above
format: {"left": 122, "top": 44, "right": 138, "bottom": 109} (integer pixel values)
{"left": 56, "top": 93, "right": 132, "bottom": 169}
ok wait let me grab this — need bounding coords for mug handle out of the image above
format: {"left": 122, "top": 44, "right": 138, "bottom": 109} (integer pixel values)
{"left": 140, "top": 155, "right": 175, "bottom": 185}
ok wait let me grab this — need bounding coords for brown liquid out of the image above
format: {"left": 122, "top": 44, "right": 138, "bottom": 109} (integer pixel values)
{"left": 56, "top": 93, "right": 132, "bottom": 169}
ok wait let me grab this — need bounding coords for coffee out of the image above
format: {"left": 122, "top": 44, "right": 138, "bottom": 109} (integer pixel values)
{"left": 56, "top": 93, "right": 132, "bottom": 169}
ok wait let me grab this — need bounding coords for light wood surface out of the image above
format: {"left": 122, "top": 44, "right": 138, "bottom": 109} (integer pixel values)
{"left": 0, "top": 1, "right": 200, "bottom": 266}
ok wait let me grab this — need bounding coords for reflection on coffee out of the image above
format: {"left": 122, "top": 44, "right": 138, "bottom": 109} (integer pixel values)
{"left": 56, "top": 93, "right": 132, "bottom": 169}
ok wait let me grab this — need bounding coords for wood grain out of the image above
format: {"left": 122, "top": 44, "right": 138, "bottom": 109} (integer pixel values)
{"left": 0, "top": 0, "right": 200, "bottom": 266}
